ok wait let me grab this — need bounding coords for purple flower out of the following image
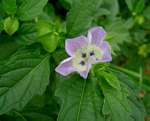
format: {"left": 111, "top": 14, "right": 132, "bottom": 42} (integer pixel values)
{"left": 55, "top": 27, "right": 112, "bottom": 79}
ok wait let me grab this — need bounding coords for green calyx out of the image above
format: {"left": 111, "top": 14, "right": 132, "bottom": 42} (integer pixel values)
{"left": 36, "top": 20, "right": 59, "bottom": 53}
{"left": 4, "top": 16, "right": 19, "bottom": 36}
{"left": 38, "top": 32, "right": 59, "bottom": 53}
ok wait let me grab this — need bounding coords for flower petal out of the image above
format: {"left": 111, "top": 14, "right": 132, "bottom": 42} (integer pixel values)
{"left": 88, "top": 27, "right": 106, "bottom": 45}
{"left": 98, "top": 41, "right": 112, "bottom": 62}
{"left": 55, "top": 57, "right": 75, "bottom": 76}
{"left": 79, "top": 62, "right": 91, "bottom": 79}
{"left": 65, "top": 36, "right": 88, "bottom": 56}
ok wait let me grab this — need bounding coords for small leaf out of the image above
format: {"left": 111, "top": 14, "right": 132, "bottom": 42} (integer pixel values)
{"left": 144, "top": 6, "right": 150, "bottom": 20}
{"left": 125, "top": 0, "right": 135, "bottom": 11}
{"left": 133, "top": 0, "right": 145, "bottom": 14}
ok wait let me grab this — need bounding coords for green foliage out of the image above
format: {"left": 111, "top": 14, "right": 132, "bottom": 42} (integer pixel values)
{"left": 0, "top": 0, "right": 149, "bottom": 120}
{"left": 55, "top": 75, "right": 104, "bottom": 121}
{"left": 0, "top": 47, "right": 50, "bottom": 114}
{"left": 105, "top": 18, "right": 131, "bottom": 51}
{"left": 98, "top": 71, "right": 121, "bottom": 90}
{"left": 2, "top": 0, "right": 17, "bottom": 15}
{"left": 66, "top": 0, "right": 102, "bottom": 37}
{"left": 17, "top": 0, "right": 48, "bottom": 21}
{"left": 125, "top": 0, "right": 145, "bottom": 14}
{"left": 15, "top": 22, "right": 37, "bottom": 45}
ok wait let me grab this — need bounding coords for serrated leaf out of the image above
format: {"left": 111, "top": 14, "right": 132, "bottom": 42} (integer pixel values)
{"left": 99, "top": 71, "right": 121, "bottom": 90}
{"left": 100, "top": 79, "right": 133, "bottom": 121}
{"left": 66, "top": 0, "right": 102, "bottom": 37}
{"left": 111, "top": 69, "right": 146, "bottom": 121}
{"left": 17, "top": 0, "right": 48, "bottom": 21}
{"left": 105, "top": 18, "right": 131, "bottom": 52}
{"left": 55, "top": 75, "right": 104, "bottom": 121}
{"left": 0, "top": 47, "right": 50, "bottom": 114}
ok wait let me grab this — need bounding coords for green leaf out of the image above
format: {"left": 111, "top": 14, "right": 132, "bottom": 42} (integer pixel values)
{"left": 2, "top": 0, "right": 17, "bottom": 15}
{"left": 99, "top": 71, "right": 121, "bottom": 90}
{"left": 111, "top": 69, "right": 146, "bottom": 121}
{"left": 133, "top": 0, "right": 145, "bottom": 14}
{"left": 55, "top": 75, "right": 104, "bottom": 121}
{"left": 66, "top": 0, "right": 102, "bottom": 37}
{"left": 105, "top": 18, "right": 131, "bottom": 52}
{"left": 101, "top": 0, "right": 119, "bottom": 19}
{"left": 125, "top": 0, "right": 135, "bottom": 11}
{"left": 15, "top": 22, "right": 37, "bottom": 45}
{"left": 17, "top": 0, "right": 48, "bottom": 21}
{"left": 23, "top": 112, "right": 54, "bottom": 121}
{"left": 125, "top": 0, "right": 144, "bottom": 14}
{"left": 0, "top": 47, "right": 50, "bottom": 114}
{"left": 144, "top": 6, "right": 150, "bottom": 20}
{"left": 0, "top": 20, "right": 4, "bottom": 32}
{"left": 0, "top": 37, "right": 20, "bottom": 60}
{"left": 100, "top": 79, "right": 133, "bottom": 121}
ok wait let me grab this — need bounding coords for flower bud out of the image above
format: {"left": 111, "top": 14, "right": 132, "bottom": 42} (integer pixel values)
{"left": 38, "top": 32, "right": 59, "bottom": 53}
{"left": 4, "top": 17, "right": 19, "bottom": 36}
{"left": 134, "top": 15, "right": 144, "bottom": 25}
{"left": 36, "top": 20, "right": 53, "bottom": 37}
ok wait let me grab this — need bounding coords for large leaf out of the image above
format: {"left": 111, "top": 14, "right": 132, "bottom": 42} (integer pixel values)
{"left": 55, "top": 75, "right": 104, "bottom": 121}
{"left": 111, "top": 69, "right": 146, "bottom": 121}
{"left": 17, "top": 0, "right": 48, "bottom": 21}
{"left": 100, "top": 79, "right": 133, "bottom": 121}
{"left": 66, "top": 0, "right": 102, "bottom": 37}
{"left": 0, "top": 47, "right": 50, "bottom": 114}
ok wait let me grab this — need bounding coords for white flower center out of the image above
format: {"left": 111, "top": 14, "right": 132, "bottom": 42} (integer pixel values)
{"left": 72, "top": 44, "right": 103, "bottom": 72}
